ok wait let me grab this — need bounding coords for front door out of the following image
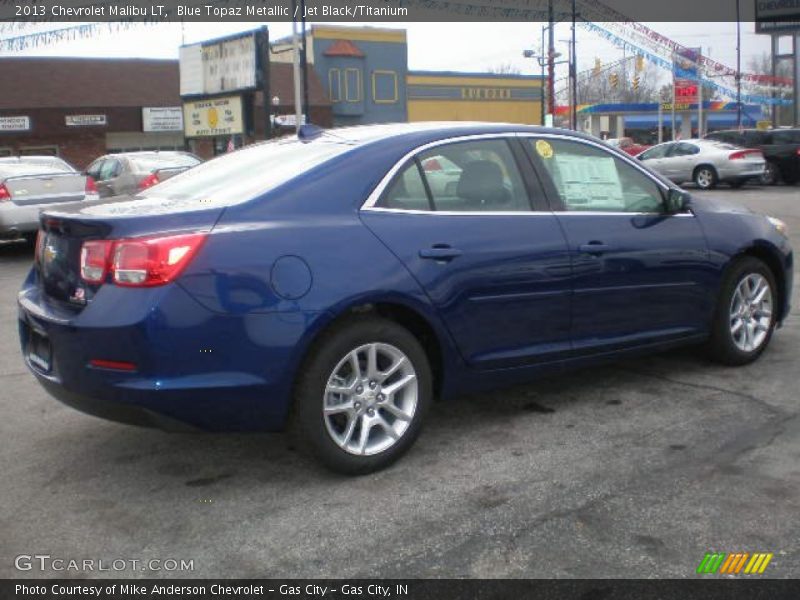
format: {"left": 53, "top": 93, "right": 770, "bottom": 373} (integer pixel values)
{"left": 522, "top": 135, "right": 713, "bottom": 355}
{"left": 361, "top": 137, "right": 573, "bottom": 368}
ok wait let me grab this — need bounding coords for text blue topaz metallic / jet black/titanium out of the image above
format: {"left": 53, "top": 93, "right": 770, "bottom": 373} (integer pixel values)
{"left": 18, "top": 123, "right": 793, "bottom": 473}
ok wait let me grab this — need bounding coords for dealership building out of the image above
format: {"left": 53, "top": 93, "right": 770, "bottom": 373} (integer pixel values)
{"left": 1, "top": 25, "right": 544, "bottom": 168}
{"left": 0, "top": 56, "right": 331, "bottom": 168}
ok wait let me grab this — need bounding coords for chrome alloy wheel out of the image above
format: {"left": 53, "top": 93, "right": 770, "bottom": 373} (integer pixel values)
{"left": 729, "top": 273, "right": 773, "bottom": 353}
{"left": 696, "top": 168, "right": 714, "bottom": 189}
{"left": 323, "top": 343, "right": 418, "bottom": 456}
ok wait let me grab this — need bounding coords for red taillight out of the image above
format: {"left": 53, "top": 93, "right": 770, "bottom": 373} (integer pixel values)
{"left": 80, "top": 233, "right": 207, "bottom": 287}
{"left": 80, "top": 240, "right": 113, "bottom": 283}
{"left": 89, "top": 359, "right": 137, "bottom": 372}
{"left": 138, "top": 172, "right": 160, "bottom": 191}
{"left": 85, "top": 176, "right": 98, "bottom": 195}
{"left": 796, "top": 148, "right": 800, "bottom": 157}
{"left": 423, "top": 158, "right": 442, "bottom": 172}
{"left": 112, "top": 233, "right": 207, "bottom": 287}
{"left": 729, "top": 149, "right": 763, "bottom": 160}
{"left": 0, "top": 183, "right": 11, "bottom": 202}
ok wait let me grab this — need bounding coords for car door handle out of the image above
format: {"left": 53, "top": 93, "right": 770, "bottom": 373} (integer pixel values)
{"left": 578, "top": 242, "right": 610, "bottom": 255}
{"left": 419, "top": 245, "right": 462, "bottom": 261}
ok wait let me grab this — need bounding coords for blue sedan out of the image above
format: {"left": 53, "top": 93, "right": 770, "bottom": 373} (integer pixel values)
{"left": 18, "top": 123, "right": 793, "bottom": 473}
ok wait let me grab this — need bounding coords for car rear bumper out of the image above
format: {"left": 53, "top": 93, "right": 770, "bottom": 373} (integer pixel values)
{"left": 17, "top": 275, "right": 316, "bottom": 432}
{"left": 0, "top": 203, "right": 39, "bottom": 237}
{"left": 718, "top": 161, "right": 765, "bottom": 181}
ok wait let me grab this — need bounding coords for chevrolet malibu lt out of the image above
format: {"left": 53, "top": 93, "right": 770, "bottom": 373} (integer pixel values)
{"left": 18, "top": 123, "right": 793, "bottom": 474}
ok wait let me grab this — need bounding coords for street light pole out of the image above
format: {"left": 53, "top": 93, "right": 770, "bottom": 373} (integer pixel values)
{"left": 548, "top": 0, "right": 555, "bottom": 126}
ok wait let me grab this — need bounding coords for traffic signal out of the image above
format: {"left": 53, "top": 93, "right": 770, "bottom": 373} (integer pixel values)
{"left": 609, "top": 73, "right": 619, "bottom": 89}
{"left": 635, "top": 55, "right": 645, "bottom": 72}
{"left": 594, "top": 58, "right": 602, "bottom": 75}
{"left": 632, "top": 75, "right": 640, "bottom": 91}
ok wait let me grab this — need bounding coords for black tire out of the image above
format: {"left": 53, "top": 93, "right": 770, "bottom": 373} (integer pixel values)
{"left": 707, "top": 257, "right": 778, "bottom": 366}
{"left": 290, "top": 315, "right": 433, "bottom": 475}
{"left": 761, "top": 161, "right": 779, "bottom": 186}
{"left": 693, "top": 165, "right": 718, "bottom": 190}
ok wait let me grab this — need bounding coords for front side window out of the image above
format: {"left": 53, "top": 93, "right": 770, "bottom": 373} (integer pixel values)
{"left": 638, "top": 144, "right": 671, "bottom": 160}
{"left": 669, "top": 143, "right": 700, "bottom": 157}
{"left": 528, "top": 138, "right": 665, "bottom": 213}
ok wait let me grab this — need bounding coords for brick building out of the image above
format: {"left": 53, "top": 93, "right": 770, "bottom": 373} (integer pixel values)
{"left": 0, "top": 57, "right": 331, "bottom": 169}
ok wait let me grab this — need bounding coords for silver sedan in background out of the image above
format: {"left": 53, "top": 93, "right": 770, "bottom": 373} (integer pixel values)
{"left": 636, "top": 139, "right": 765, "bottom": 190}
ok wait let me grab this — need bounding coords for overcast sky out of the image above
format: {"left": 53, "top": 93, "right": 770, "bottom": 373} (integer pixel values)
{"left": 3, "top": 21, "right": 772, "bottom": 90}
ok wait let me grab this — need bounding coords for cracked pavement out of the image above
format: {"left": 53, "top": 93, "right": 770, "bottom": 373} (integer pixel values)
{"left": 1, "top": 185, "right": 798, "bottom": 579}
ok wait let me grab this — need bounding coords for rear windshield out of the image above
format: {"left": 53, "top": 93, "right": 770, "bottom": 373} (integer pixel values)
{"left": 772, "top": 130, "right": 800, "bottom": 144}
{"left": 129, "top": 154, "right": 201, "bottom": 172}
{"left": 137, "top": 138, "right": 355, "bottom": 207}
{"left": 0, "top": 163, "right": 72, "bottom": 179}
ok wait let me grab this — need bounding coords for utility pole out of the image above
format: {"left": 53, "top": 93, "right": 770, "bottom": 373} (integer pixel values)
{"left": 548, "top": 0, "right": 555, "bottom": 126}
{"left": 736, "top": 0, "right": 742, "bottom": 130}
{"left": 300, "top": 0, "right": 310, "bottom": 123}
{"left": 540, "top": 26, "right": 546, "bottom": 126}
{"left": 291, "top": 0, "right": 303, "bottom": 132}
{"left": 697, "top": 47, "right": 703, "bottom": 138}
{"left": 571, "top": 0, "right": 577, "bottom": 130}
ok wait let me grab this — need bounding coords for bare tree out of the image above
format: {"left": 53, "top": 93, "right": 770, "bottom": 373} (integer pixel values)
{"left": 488, "top": 62, "right": 521, "bottom": 75}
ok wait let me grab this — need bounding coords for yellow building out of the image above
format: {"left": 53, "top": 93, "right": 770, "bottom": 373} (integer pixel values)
{"left": 407, "top": 71, "right": 544, "bottom": 125}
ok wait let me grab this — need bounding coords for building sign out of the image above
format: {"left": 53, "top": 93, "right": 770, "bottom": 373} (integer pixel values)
{"left": 461, "top": 87, "right": 513, "bottom": 100}
{"left": 65, "top": 114, "right": 107, "bottom": 127}
{"left": 756, "top": 0, "right": 800, "bottom": 32}
{"left": 183, "top": 95, "right": 244, "bottom": 137}
{"left": 0, "top": 116, "right": 31, "bottom": 131}
{"left": 674, "top": 81, "right": 699, "bottom": 104}
{"left": 142, "top": 107, "right": 184, "bottom": 132}
{"left": 180, "top": 30, "right": 258, "bottom": 96}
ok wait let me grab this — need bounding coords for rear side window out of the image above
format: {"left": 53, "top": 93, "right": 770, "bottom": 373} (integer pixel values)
{"left": 528, "top": 138, "right": 664, "bottom": 213}
{"left": 378, "top": 161, "right": 431, "bottom": 211}
{"left": 376, "top": 138, "right": 532, "bottom": 213}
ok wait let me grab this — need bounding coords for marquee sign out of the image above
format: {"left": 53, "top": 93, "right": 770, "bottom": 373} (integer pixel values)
{"left": 183, "top": 95, "right": 244, "bottom": 138}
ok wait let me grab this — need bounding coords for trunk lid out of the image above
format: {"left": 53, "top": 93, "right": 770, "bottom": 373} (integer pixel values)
{"left": 36, "top": 195, "right": 224, "bottom": 308}
{"left": 4, "top": 172, "right": 89, "bottom": 206}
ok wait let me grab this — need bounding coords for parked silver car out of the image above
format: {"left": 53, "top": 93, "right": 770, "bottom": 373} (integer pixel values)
{"left": 0, "top": 163, "right": 98, "bottom": 241}
{"left": 85, "top": 151, "right": 201, "bottom": 198}
{"left": 637, "top": 139, "right": 765, "bottom": 189}
{"left": 0, "top": 155, "right": 76, "bottom": 171}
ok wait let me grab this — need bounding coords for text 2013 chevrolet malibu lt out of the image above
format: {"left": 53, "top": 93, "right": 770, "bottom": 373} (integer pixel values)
{"left": 18, "top": 124, "right": 793, "bottom": 473}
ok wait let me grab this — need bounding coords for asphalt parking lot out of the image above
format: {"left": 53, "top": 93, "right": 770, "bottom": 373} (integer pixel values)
{"left": 2, "top": 185, "right": 799, "bottom": 580}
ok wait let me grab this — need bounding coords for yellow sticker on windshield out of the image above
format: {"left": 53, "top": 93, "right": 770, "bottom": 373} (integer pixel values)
{"left": 535, "top": 140, "right": 554, "bottom": 158}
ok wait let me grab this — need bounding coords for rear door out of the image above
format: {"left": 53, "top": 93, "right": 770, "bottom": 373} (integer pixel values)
{"left": 360, "top": 136, "right": 573, "bottom": 369}
{"left": 521, "top": 134, "right": 712, "bottom": 354}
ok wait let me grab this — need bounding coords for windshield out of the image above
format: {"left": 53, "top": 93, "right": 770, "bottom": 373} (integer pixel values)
{"left": 138, "top": 138, "right": 355, "bottom": 207}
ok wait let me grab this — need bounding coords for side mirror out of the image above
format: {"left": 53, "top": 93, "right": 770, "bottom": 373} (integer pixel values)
{"left": 665, "top": 188, "right": 690, "bottom": 213}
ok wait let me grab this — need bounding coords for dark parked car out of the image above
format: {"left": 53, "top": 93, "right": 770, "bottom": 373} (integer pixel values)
{"left": 704, "top": 128, "right": 800, "bottom": 185}
{"left": 18, "top": 123, "right": 793, "bottom": 474}
{"left": 85, "top": 151, "right": 201, "bottom": 197}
